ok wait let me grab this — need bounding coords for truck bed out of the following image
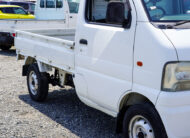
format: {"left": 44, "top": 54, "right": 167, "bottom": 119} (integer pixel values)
{"left": 27, "top": 29, "right": 75, "bottom": 41}
{"left": 0, "top": 19, "right": 67, "bottom": 33}
{"left": 15, "top": 28, "right": 75, "bottom": 73}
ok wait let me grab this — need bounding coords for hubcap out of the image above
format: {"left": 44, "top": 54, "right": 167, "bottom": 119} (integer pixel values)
{"left": 129, "top": 115, "right": 154, "bottom": 138}
{"left": 29, "top": 71, "right": 38, "bottom": 95}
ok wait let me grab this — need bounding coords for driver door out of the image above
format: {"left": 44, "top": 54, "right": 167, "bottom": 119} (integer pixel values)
{"left": 75, "top": 0, "right": 137, "bottom": 111}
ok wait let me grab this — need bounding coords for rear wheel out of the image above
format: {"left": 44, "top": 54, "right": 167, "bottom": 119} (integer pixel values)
{"left": 27, "top": 64, "right": 49, "bottom": 102}
{"left": 123, "top": 103, "right": 167, "bottom": 138}
{"left": 0, "top": 45, "right": 11, "bottom": 50}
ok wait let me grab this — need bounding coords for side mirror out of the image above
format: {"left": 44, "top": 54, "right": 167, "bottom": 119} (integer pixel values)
{"left": 106, "top": 2, "right": 125, "bottom": 25}
{"left": 106, "top": 1, "right": 132, "bottom": 28}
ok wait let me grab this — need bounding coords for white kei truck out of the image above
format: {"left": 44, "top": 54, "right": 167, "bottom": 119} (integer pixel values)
{"left": 0, "top": 0, "right": 79, "bottom": 50}
{"left": 15, "top": 0, "right": 190, "bottom": 137}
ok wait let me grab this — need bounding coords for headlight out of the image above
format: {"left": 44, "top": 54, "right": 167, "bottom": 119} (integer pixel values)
{"left": 162, "top": 62, "right": 190, "bottom": 92}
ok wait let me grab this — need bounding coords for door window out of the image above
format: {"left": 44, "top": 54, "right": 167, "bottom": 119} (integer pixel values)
{"left": 46, "top": 0, "right": 55, "bottom": 8}
{"left": 68, "top": 0, "right": 80, "bottom": 13}
{"left": 13, "top": 7, "right": 27, "bottom": 14}
{"left": 56, "top": 0, "right": 63, "bottom": 8}
{"left": 0, "top": 7, "right": 27, "bottom": 14}
{"left": 86, "top": 0, "right": 130, "bottom": 27}
{"left": 40, "top": 0, "right": 45, "bottom": 8}
{"left": 0, "top": 7, "right": 14, "bottom": 14}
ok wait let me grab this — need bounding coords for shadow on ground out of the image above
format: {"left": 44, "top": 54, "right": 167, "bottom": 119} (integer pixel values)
{"left": 19, "top": 89, "right": 122, "bottom": 138}
{"left": 0, "top": 49, "right": 16, "bottom": 57}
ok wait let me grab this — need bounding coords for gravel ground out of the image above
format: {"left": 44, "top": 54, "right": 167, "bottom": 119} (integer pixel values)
{"left": 0, "top": 48, "right": 122, "bottom": 138}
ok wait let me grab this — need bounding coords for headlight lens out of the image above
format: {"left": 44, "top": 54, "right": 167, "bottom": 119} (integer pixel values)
{"left": 162, "top": 62, "right": 190, "bottom": 92}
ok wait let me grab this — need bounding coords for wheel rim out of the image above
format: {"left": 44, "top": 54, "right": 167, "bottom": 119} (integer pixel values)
{"left": 29, "top": 71, "right": 38, "bottom": 95}
{"left": 129, "top": 115, "right": 155, "bottom": 138}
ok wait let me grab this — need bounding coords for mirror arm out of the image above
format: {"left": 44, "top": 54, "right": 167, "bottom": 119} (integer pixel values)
{"left": 122, "top": 10, "right": 132, "bottom": 29}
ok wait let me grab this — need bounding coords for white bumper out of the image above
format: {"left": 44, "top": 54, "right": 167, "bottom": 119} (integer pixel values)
{"left": 156, "top": 91, "right": 190, "bottom": 138}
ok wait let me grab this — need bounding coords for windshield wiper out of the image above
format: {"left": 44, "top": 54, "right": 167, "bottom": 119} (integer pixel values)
{"left": 174, "top": 20, "right": 190, "bottom": 27}
{"left": 158, "top": 20, "right": 190, "bottom": 29}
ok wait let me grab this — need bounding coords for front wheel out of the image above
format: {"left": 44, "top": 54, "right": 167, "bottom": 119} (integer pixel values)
{"left": 123, "top": 103, "right": 167, "bottom": 138}
{"left": 27, "top": 64, "right": 49, "bottom": 102}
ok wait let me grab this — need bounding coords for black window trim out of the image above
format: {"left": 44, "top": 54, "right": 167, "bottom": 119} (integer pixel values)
{"left": 84, "top": 0, "right": 132, "bottom": 29}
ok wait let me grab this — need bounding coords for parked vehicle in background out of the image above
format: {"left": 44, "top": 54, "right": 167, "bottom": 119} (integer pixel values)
{"left": 0, "top": 0, "right": 79, "bottom": 50}
{"left": 0, "top": 1, "right": 35, "bottom": 14}
{"left": 0, "top": 5, "right": 35, "bottom": 50}
{"left": 15, "top": 0, "right": 190, "bottom": 137}
{"left": 67, "top": 0, "right": 79, "bottom": 28}
{"left": 0, "top": 5, "right": 35, "bottom": 19}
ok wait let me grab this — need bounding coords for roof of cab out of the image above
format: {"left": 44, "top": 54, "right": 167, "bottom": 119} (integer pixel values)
{"left": 0, "top": 5, "right": 20, "bottom": 8}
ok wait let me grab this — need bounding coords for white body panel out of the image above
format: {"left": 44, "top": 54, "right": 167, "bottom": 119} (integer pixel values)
{"left": 15, "top": 0, "right": 190, "bottom": 137}
{"left": 163, "top": 29, "right": 190, "bottom": 61}
{"left": 156, "top": 91, "right": 190, "bottom": 138}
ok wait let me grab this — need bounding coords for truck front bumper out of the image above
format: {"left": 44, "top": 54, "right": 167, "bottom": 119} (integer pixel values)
{"left": 156, "top": 91, "right": 190, "bottom": 138}
{"left": 0, "top": 32, "right": 14, "bottom": 46}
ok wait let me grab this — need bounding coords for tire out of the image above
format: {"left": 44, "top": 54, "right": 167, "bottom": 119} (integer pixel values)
{"left": 123, "top": 103, "right": 167, "bottom": 138}
{"left": 0, "top": 45, "right": 11, "bottom": 50}
{"left": 26, "top": 63, "right": 49, "bottom": 102}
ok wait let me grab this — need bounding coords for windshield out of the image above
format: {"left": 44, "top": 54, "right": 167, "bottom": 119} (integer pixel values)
{"left": 142, "top": 0, "right": 190, "bottom": 22}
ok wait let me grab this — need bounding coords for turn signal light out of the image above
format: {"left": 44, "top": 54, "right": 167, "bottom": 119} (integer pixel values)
{"left": 137, "top": 61, "right": 143, "bottom": 67}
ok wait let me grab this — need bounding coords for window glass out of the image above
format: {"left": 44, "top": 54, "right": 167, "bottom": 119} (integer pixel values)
{"left": 31, "top": 4, "right": 35, "bottom": 11}
{"left": 0, "top": 7, "right": 14, "bottom": 14}
{"left": 142, "top": 0, "right": 190, "bottom": 21}
{"left": 46, "top": 0, "right": 55, "bottom": 8}
{"left": 40, "top": 0, "right": 45, "bottom": 8}
{"left": 86, "top": 0, "right": 129, "bottom": 26}
{"left": 56, "top": 0, "right": 63, "bottom": 8}
{"left": 13, "top": 7, "right": 27, "bottom": 14}
{"left": 68, "top": 0, "right": 80, "bottom": 13}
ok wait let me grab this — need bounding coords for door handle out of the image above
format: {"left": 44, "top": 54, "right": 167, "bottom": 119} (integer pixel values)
{"left": 79, "top": 39, "right": 88, "bottom": 45}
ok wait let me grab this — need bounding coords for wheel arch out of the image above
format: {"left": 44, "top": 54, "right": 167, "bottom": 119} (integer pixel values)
{"left": 119, "top": 92, "right": 154, "bottom": 111}
{"left": 24, "top": 56, "right": 36, "bottom": 65}
{"left": 22, "top": 56, "right": 37, "bottom": 76}
{"left": 116, "top": 92, "right": 155, "bottom": 133}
